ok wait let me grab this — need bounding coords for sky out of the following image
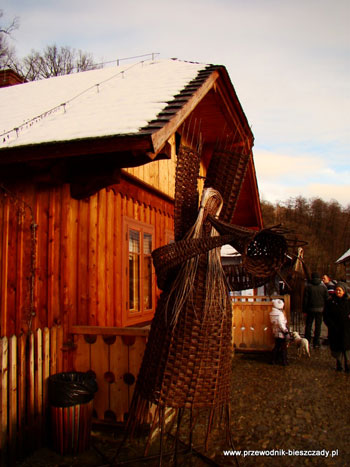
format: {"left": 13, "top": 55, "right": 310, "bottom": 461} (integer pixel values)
{"left": 2, "top": 0, "right": 349, "bottom": 207}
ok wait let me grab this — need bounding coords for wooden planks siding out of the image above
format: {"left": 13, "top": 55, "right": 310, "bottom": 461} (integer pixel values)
{"left": 0, "top": 177, "right": 174, "bottom": 337}
{"left": 125, "top": 157, "right": 177, "bottom": 199}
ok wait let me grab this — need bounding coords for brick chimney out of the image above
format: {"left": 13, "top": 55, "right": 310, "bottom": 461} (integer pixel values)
{"left": 0, "top": 69, "right": 26, "bottom": 88}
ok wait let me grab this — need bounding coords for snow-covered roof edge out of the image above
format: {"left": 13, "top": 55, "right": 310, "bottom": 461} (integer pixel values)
{"left": 336, "top": 248, "right": 350, "bottom": 264}
{"left": 0, "top": 59, "right": 212, "bottom": 150}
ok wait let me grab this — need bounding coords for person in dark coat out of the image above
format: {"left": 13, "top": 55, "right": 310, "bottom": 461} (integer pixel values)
{"left": 323, "top": 283, "right": 350, "bottom": 372}
{"left": 303, "top": 272, "right": 329, "bottom": 348}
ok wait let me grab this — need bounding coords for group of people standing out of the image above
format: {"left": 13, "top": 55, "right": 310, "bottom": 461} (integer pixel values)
{"left": 269, "top": 272, "right": 350, "bottom": 371}
{"left": 304, "top": 273, "right": 350, "bottom": 371}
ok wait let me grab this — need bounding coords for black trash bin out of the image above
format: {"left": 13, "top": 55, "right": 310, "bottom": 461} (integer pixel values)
{"left": 48, "top": 371, "right": 98, "bottom": 455}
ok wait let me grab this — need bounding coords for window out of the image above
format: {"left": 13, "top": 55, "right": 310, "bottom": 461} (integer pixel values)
{"left": 124, "top": 218, "right": 154, "bottom": 324}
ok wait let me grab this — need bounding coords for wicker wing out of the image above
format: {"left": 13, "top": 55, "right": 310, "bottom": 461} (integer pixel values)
{"left": 208, "top": 215, "right": 288, "bottom": 278}
{"left": 152, "top": 233, "right": 239, "bottom": 291}
{"left": 204, "top": 148, "right": 251, "bottom": 224}
{"left": 174, "top": 145, "right": 201, "bottom": 241}
{"left": 223, "top": 264, "right": 275, "bottom": 291}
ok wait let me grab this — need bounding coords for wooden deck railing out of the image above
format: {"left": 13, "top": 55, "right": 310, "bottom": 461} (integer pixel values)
{"left": 0, "top": 324, "right": 151, "bottom": 465}
{"left": 1, "top": 302, "right": 287, "bottom": 465}
{"left": 70, "top": 325, "right": 150, "bottom": 424}
{"left": 232, "top": 295, "right": 290, "bottom": 351}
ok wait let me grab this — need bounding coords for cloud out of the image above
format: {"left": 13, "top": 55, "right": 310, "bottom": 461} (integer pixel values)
{"left": 254, "top": 150, "right": 323, "bottom": 180}
{"left": 259, "top": 181, "right": 350, "bottom": 208}
{"left": 254, "top": 149, "right": 350, "bottom": 207}
{"left": 3, "top": 0, "right": 349, "bottom": 208}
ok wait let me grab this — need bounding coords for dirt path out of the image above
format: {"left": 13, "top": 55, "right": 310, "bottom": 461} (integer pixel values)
{"left": 18, "top": 344, "right": 350, "bottom": 467}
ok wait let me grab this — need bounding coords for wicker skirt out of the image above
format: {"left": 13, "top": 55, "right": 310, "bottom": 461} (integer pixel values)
{"left": 132, "top": 254, "right": 233, "bottom": 414}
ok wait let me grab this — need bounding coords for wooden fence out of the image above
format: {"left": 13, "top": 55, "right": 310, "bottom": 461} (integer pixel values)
{"left": 232, "top": 295, "right": 290, "bottom": 351}
{"left": 1, "top": 301, "right": 289, "bottom": 464}
{"left": 0, "top": 324, "right": 150, "bottom": 465}
{"left": 0, "top": 325, "right": 64, "bottom": 466}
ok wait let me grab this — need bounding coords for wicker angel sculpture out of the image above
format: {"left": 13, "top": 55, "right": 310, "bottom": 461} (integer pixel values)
{"left": 127, "top": 140, "right": 289, "bottom": 450}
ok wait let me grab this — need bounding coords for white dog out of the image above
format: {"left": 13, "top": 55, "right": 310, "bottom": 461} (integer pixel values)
{"left": 291, "top": 331, "right": 310, "bottom": 357}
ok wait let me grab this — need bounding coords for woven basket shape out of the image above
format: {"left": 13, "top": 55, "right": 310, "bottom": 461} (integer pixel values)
{"left": 130, "top": 180, "right": 234, "bottom": 423}
{"left": 128, "top": 139, "right": 292, "bottom": 445}
{"left": 174, "top": 145, "right": 200, "bottom": 241}
{"left": 208, "top": 215, "right": 288, "bottom": 278}
{"left": 132, "top": 253, "right": 232, "bottom": 410}
{"left": 204, "top": 148, "right": 251, "bottom": 223}
{"left": 223, "top": 264, "right": 275, "bottom": 291}
{"left": 152, "top": 233, "right": 237, "bottom": 291}
{"left": 243, "top": 229, "right": 287, "bottom": 277}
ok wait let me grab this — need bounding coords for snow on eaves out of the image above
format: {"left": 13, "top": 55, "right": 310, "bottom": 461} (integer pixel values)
{"left": 0, "top": 59, "right": 208, "bottom": 149}
{"left": 221, "top": 244, "right": 240, "bottom": 257}
{"left": 336, "top": 248, "right": 350, "bottom": 264}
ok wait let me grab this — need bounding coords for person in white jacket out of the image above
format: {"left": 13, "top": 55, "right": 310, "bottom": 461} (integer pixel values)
{"left": 269, "top": 298, "right": 289, "bottom": 365}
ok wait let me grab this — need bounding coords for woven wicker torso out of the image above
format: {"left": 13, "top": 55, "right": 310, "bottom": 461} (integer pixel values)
{"left": 135, "top": 252, "right": 232, "bottom": 409}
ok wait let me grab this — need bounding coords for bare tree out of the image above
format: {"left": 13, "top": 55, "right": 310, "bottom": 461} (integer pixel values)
{"left": 262, "top": 196, "right": 350, "bottom": 278}
{"left": 0, "top": 9, "right": 19, "bottom": 69}
{"left": 19, "top": 45, "right": 101, "bottom": 81}
{"left": 1, "top": 10, "right": 101, "bottom": 80}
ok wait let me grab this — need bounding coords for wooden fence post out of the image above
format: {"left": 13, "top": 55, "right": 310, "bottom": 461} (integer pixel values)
{"left": 0, "top": 337, "right": 9, "bottom": 465}
{"left": 8, "top": 336, "right": 17, "bottom": 463}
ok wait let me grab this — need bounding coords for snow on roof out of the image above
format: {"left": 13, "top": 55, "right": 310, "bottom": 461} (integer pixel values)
{"left": 336, "top": 248, "right": 350, "bottom": 264}
{"left": 221, "top": 244, "right": 240, "bottom": 257}
{"left": 0, "top": 59, "right": 208, "bottom": 149}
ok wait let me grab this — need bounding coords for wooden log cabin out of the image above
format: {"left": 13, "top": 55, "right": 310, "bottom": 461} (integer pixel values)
{"left": 0, "top": 58, "right": 264, "bottom": 431}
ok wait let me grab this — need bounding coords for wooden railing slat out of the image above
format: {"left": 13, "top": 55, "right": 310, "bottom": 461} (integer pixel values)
{"left": 42, "top": 328, "right": 50, "bottom": 410}
{"left": 71, "top": 325, "right": 150, "bottom": 337}
{"left": 18, "top": 334, "right": 26, "bottom": 452}
{"left": 109, "top": 336, "right": 129, "bottom": 422}
{"left": 36, "top": 328, "right": 43, "bottom": 443}
{"left": 0, "top": 337, "right": 9, "bottom": 460}
{"left": 28, "top": 331, "right": 35, "bottom": 449}
{"left": 9, "top": 335, "right": 17, "bottom": 458}
{"left": 90, "top": 335, "right": 109, "bottom": 421}
{"left": 0, "top": 324, "right": 67, "bottom": 462}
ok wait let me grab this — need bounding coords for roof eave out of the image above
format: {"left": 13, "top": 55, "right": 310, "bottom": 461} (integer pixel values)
{"left": 148, "top": 68, "right": 220, "bottom": 157}
{"left": 0, "top": 133, "right": 154, "bottom": 165}
{"left": 148, "top": 65, "right": 254, "bottom": 158}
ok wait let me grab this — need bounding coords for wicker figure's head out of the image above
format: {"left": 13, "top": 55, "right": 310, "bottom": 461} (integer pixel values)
{"left": 195, "top": 188, "right": 223, "bottom": 235}
{"left": 201, "top": 189, "right": 223, "bottom": 236}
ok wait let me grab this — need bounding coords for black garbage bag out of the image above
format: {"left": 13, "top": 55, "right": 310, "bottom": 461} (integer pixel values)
{"left": 49, "top": 371, "right": 98, "bottom": 407}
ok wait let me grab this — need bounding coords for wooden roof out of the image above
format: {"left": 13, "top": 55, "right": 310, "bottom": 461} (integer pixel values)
{"left": 0, "top": 59, "right": 262, "bottom": 227}
{"left": 0, "top": 60, "right": 252, "bottom": 164}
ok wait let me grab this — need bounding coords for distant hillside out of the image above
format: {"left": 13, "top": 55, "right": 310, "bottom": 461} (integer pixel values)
{"left": 261, "top": 197, "right": 350, "bottom": 280}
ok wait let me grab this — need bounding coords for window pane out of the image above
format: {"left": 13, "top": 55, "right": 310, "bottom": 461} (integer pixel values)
{"left": 129, "top": 229, "right": 140, "bottom": 253}
{"left": 129, "top": 229, "right": 140, "bottom": 311}
{"left": 144, "top": 256, "right": 152, "bottom": 309}
{"left": 143, "top": 233, "right": 152, "bottom": 254}
{"left": 143, "top": 233, "right": 152, "bottom": 309}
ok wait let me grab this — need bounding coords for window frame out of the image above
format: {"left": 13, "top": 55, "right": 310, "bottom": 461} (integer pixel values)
{"left": 123, "top": 217, "right": 155, "bottom": 326}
